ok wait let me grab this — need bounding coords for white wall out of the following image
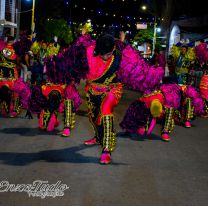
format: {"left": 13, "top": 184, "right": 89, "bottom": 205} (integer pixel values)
{"left": 169, "top": 25, "right": 180, "bottom": 53}
{"left": 0, "top": 0, "right": 6, "bottom": 19}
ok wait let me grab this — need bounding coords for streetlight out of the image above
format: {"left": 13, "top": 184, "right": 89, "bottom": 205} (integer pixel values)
{"left": 156, "top": 27, "right": 161, "bottom": 33}
{"left": 141, "top": 5, "right": 147, "bottom": 10}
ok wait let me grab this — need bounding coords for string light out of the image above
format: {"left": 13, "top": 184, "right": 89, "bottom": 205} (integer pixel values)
{"left": 66, "top": 2, "right": 160, "bottom": 29}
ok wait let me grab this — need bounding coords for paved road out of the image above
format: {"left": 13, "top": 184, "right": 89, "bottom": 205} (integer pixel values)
{"left": 0, "top": 81, "right": 208, "bottom": 206}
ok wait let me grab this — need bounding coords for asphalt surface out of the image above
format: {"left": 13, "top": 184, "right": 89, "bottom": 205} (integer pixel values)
{"left": 0, "top": 81, "right": 208, "bottom": 206}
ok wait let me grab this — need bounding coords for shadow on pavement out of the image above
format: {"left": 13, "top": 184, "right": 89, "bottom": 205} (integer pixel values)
{"left": 0, "top": 127, "right": 60, "bottom": 136}
{"left": 76, "top": 110, "right": 88, "bottom": 117}
{"left": 0, "top": 144, "right": 127, "bottom": 166}
{"left": 117, "top": 131, "right": 162, "bottom": 141}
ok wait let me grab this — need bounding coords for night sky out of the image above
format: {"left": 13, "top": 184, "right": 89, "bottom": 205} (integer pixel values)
{"left": 20, "top": 0, "right": 207, "bottom": 35}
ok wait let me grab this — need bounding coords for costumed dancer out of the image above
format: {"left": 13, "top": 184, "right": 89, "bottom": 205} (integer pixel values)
{"left": 54, "top": 27, "right": 164, "bottom": 164}
{"left": 199, "top": 64, "right": 208, "bottom": 116}
{"left": 195, "top": 41, "right": 208, "bottom": 116}
{"left": 120, "top": 76, "right": 181, "bottom": 142}
{"left": 13, "top": 37, "right": 82, "bottom": 135}
{"left": 173, "top": 84, "right": 205, "bottom": 128}
{"left": 0, "top": 37, "right": 20, "bottom": 117}
{"left": 171, "top": 43, "right": 204, "bottom": 127}
{"left": 43, "top": 37, "right": 82, "bottom": 136}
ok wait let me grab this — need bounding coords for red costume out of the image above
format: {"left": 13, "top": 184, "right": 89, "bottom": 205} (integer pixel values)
{"left": 0, "top": 43, "right": 20, "bottom": 117}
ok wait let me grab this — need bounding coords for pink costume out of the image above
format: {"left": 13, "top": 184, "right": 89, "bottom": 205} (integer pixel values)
{"left": 72, "top": 34, "right": 164, "bottom": 163}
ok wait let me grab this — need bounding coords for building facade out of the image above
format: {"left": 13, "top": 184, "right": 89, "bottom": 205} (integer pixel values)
{"left": 0, "top": 0, "right": 17, "bottom": 37}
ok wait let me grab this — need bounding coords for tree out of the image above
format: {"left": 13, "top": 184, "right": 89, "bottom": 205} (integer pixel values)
{"left": 134, "top": 27, "right": 162, "bottom": 49}
{"left": 37, "top": 19, "right": 73, "bottom": 44}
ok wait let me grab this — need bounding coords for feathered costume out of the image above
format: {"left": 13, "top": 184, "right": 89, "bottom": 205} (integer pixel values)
{"left": 120, "top": 64, "right": 205, "bottom": 141}
{"left": 13, "top": 39, "right": 82, "bottom": 135}
{"left": 175, "top": 85, "right": 205, "bottom": 127}
{"left": 170, "top": 43, "right": 205, "bottom": 126}
{"left": 120, "top": 76, "right": 181, "bottom": 141}
{"left": 43, "top": 33, "right": 164, "bottom": 163}
{"left": 195, "top": 42, "right": 208, "bottom": 115}
{"left": 0, "top": 39, "right": 21, "bottom": 117}
{"left": 14, "top": 33, "right": 164, "bottom": 163}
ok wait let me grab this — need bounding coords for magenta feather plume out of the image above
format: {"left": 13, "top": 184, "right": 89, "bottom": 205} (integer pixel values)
{"left": 184, "top": 85, "right": 205, "bottom": 115}
{"left": 117, "top": 45, "right": 164, "bottom": 92}
{"left": 194, "top": 42, "right": 208, "bottom": 64}
{"left": 75, "top": 35, "right": 95, "bottom": 47}
{"left": 160, "top": 84, "right": 181, "bottom": 109}
{"left": 0, "top": 38, "right": 6, "bottom": 51}
{"left": 64, "top": 84, "right": 82, "bottom": 111}
{"left": 12, "top": 79, "right": 31, "bottom": 109}
{"left": 45, "top": 42, "right": 89, "bottom": 84}
{"left": 120, "top": 100, "right": 151, "bottom": 133}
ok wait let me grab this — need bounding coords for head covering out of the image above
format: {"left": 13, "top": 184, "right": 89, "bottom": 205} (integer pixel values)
{"left": 94, "top": 34, "right": 115, "bottom": 56}
{"left": 2, "top": 44, "right": 16, "bottom": 60}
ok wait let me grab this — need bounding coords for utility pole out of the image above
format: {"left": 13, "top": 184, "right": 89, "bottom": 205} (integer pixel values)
{"left": 152, "top": 16, "right": 157, "bottom": 56}
{"left": 31, "top": 0, "right": 35, "bottom": 38}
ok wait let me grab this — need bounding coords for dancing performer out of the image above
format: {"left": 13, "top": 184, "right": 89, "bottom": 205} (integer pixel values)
{"left": 171, "top": 43, "right": 204, "bottom": 127}
{"left": 51, "top": 30, "right": 164, "bottom": 164}
{"left": 15, "top": 26, "right": 162, "bottom": 164}
{"left": 43, "top": 41, "right": 81, "bottom": 136}
{"left": 195, "top": 41, "right": 208, "bottom": 116}
{"left": 175, "top": 84, "right": 204, "bottom": 128}
{"left": 13, "top": 39, "right": 82, "bottom": 136}
{"left": 120, "top": 74, "right": 205, "bottom": 141}
{"left": 120, "top": 76, "right": 181, "bottom": 141}
{"left": 0, "top": 37, "right": 20, "bottom": 117}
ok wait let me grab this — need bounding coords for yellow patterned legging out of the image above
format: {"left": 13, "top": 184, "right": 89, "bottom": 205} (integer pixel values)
{"left": 162, "top": 107, "right": 175, "bottom": 134}
{"left": 86, "top": 84, "right": 122, "bottom": 152}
